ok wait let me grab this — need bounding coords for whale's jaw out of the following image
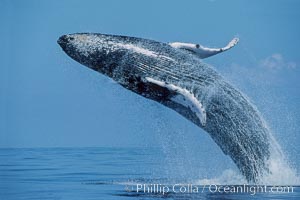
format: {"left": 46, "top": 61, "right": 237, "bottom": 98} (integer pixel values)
{"left": 58, "top": 33, "right": 271, "bottom": 183}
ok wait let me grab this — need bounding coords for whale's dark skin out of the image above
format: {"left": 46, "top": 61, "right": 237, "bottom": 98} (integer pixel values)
{"left": 58, "top": 33, "right": 271, "bottom": 183}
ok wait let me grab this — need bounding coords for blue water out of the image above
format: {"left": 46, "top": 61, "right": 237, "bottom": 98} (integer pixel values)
{"left": 0, "top": 147, "right": 299, "bottom": 200}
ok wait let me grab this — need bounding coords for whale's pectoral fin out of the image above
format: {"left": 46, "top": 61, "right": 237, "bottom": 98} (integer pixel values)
{"left": 169, "top": 37, "right": 239, "bottom": 59}
{"left": 145, "top": 77, "right": 206, "bottom": 126}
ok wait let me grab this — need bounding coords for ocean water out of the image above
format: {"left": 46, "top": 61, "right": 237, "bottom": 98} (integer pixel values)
{"left": 0, "top": 147, "right": 299, "bottom": 200}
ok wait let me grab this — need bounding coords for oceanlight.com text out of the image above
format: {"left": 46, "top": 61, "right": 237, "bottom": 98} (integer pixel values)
{"left": 125, "top": 184, "right": 294, "bottom": 196}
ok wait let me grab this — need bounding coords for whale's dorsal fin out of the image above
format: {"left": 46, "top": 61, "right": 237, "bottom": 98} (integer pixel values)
{"left": 169, "top": 37, "right": 239, "bottom": 59}
{"left": 145, "top": 77, "right": 206, "bottom": 126}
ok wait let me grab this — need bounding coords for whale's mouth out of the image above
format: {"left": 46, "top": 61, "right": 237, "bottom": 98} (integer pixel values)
{"left": 57, "top": 35, "right": 68, "bottom": 48}
{"left": 58, "top": 34, "right": 78, "bottom": 50}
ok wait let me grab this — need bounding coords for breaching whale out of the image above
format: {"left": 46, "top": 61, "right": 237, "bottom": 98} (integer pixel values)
{"left": 58, "top": 33, "right": 271, "bottom": 183}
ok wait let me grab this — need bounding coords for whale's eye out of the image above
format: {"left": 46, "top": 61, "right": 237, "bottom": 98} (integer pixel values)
{"left": 196, "top": 44, "right": 200, "bottom": 48}
{"left": 69, "top": 37, "right": 74, "bottom": 41}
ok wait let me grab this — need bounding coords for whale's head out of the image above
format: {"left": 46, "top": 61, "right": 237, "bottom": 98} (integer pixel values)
{"left": 58, "top": 33, "right": 127, "bottom": 77}
{"left": 57, "top": 33, "right": 166, "bottom": 81}
{"left": 57, "top": 33, "right": 182, "bottom": 99}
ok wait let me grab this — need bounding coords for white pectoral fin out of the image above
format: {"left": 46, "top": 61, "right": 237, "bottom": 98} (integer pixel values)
{"left": 169, "top": 37, "right": 239, "bottom": 59}
{"left": 221, "top": 37, "right": 239, "bottom": 51}
{"left": 145, "top": 77, "right": 206, "bottom": 126}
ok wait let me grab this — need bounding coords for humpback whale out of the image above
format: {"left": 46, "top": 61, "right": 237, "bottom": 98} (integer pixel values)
{"left": 58, "top": 33, "right": 271, "bottom": 183}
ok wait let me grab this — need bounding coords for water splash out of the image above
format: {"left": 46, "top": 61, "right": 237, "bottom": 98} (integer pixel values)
{"left": 260, "top": 133, "right": 300, "bottom": 185}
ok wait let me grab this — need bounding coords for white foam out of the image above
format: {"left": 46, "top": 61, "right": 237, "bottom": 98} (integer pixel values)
{"left": 196, "top": 165, "right": 299, "bottom": 186}
{"left": 260, "top": 157, "right": 300, "bottom": 185}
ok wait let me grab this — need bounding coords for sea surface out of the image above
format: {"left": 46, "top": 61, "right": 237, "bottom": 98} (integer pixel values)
{"left": 0, "top": 147, "right": 299, "bottom": 200}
